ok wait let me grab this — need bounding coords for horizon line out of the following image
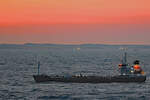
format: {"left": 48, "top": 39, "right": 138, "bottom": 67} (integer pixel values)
{"left": 0, "top": 43, "right": 150, "bottom": 46}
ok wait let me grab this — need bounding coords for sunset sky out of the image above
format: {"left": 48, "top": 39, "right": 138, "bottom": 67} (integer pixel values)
{"left": 0, "top": 0, "right": 150, "bottom": 44}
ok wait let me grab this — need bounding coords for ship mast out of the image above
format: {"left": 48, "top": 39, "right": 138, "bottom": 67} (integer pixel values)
{"left": 122, "top": 51, "right": 127, "bottom": 65}
{"left": 120, "top": 48, "right": 128, "bottom": 75}
{"left": 37, "top": 61, "right": 40, "bottom": 75}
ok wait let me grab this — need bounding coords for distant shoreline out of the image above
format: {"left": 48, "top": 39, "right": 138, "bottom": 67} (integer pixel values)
{"left": 0, "top": 43, "right": 150, "bottom": 46}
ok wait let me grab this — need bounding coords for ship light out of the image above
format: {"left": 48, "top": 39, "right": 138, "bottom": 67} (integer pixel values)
{"left": 131, "top": 70, "right": 134, "bottom": 73}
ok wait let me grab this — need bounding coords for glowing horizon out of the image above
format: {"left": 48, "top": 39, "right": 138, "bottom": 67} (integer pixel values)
{"left": 0, "top": 0, "right": 150, "bottom": 44}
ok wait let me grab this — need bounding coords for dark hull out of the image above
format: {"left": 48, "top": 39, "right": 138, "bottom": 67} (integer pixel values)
{"left": 33, "top": 75, "right": 146, "bottom": 83}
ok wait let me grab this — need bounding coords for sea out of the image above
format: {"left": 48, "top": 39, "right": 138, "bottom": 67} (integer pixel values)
{"left": 0, "top": 44, "right": 150, "bottom": 100}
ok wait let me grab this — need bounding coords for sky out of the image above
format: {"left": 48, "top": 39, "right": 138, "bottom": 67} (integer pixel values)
{"left": 0, "top": 0, "right": 150, "bottom": 44}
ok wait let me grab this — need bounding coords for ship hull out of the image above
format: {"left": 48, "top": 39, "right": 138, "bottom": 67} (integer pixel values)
{"left": 33, "top": 75, "right": 146, "bottom": 83}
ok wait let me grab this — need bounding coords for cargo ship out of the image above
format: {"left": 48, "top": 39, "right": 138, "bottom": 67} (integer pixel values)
{"left": 33, "top": 51, "right": 146, "bottom": 83}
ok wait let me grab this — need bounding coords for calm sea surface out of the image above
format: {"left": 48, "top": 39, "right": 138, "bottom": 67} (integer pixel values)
{"left": 0, "top": 45, "right": 150, "bottom": 100}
